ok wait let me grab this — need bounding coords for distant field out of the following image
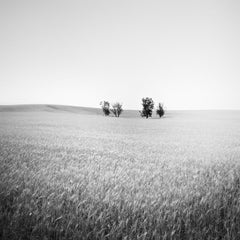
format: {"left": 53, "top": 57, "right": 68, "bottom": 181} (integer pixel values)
{"left": 0, "top": 104, "right": 138, "bottom": 118}
{"left": 1, "top": 106, "right": 240, "bottom": 239}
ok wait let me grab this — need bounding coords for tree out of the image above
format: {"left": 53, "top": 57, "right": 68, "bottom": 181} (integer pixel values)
{"left": 156, "top": 103, "right": 165, "bottom": 118}
{"left": 100, "top": 101, "right": 110, "bottom": 116}
{"left": 140, "top": 97, "right": 154, "bottom": 118}
{"left": 110, "top": 102, "right": 123, "bottom": 117}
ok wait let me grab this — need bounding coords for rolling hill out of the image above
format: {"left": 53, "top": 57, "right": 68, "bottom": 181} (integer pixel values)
{"left": 0, "top": 104, "right": 141, "bottom": 118}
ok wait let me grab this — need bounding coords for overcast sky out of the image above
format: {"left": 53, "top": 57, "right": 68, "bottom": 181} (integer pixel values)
{"left": 0, "top": 0, "right": 240, "bottom": 110}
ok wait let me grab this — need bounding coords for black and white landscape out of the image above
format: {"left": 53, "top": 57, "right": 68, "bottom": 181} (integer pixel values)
{"left": 1, "top": 1, "right": 240, "bottom": 239}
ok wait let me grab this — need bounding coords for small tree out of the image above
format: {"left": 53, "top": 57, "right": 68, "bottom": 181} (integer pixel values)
{"left": 140, "top": 97, "right": 154, "bottom": 118}
{"left": 110, "top": 102, "right": 123, "bottom": 117}
{"left": 100, "top": 101, "right": 110, "bottom": 116}
{"left": 156, "top": 103, "right": 165, "bottom": 118}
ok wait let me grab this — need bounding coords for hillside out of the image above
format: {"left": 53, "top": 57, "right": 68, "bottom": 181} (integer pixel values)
{"left": 0, "top": 104, "right": 140, "bottom": 118}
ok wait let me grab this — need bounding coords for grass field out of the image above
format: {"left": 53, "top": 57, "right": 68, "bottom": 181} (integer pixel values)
{"left": 1, "top": 105, "right": 240, "bottom": 239}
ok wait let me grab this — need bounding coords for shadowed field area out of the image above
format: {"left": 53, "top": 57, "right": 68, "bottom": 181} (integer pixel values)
{"left": 1, "top": 105, "right": 240, "bottom": 239}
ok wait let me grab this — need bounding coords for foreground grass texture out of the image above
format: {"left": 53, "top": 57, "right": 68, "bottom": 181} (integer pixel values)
{"left": 1, "top": 111, "right": 240, "bottom": 239}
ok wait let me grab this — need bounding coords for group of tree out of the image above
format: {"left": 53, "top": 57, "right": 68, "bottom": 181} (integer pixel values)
{"left": 100, "top": 101, "right": 123, "bottom": 117}
{"left": 100, "top": 97, "right": 165, "bottom": 118}
{"left": 140, "top": 97, "right": 165, "bottom": 118}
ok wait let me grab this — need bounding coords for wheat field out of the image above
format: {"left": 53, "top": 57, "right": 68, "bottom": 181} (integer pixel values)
{"left": 1, "top": 107, "right": 240, "bottom": 239}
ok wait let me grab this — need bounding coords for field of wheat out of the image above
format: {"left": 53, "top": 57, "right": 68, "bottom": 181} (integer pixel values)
{"left": 1, "top": 110, "right": 240, "bottom": 239}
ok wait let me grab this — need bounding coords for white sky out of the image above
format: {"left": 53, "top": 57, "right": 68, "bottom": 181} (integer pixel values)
{"left": 0, "top": 0, "right": 240, "bottom": 110}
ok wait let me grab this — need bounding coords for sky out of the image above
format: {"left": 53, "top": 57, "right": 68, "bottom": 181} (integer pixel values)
{"left": 0, "top": 0, "right": 240, "bottom": 110}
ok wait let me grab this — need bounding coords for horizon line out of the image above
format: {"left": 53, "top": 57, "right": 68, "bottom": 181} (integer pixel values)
{"left": 0, "top": 103, "right": 240, "bottom": 111}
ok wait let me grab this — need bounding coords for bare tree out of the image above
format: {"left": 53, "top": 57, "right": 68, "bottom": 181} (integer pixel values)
{"left": 110, "top": 102, "right": 123, "bottom": 117}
